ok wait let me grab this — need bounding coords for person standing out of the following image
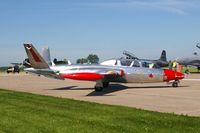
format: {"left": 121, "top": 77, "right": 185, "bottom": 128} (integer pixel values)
{"left": 168, "top": 60, "right": 172, "bottom": 70}
{"left": 172, "top": 60, "right": 177, "bottom": 71}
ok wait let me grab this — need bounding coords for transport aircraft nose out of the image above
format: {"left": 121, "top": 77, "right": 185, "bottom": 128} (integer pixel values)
{"left": 163, "top": 69, "right": 184, "bottom": 81}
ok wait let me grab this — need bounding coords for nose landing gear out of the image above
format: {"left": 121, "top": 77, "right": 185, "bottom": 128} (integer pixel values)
{"left": 172, "top": 80, "right": 179, "bottom": 87}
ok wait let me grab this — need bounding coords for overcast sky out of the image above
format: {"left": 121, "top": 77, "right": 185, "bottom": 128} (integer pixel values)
{"left": 0, "top": 0, "right": 200, "bottom": 66}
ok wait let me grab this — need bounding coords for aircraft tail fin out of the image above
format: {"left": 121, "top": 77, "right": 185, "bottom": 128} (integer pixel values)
{"left": 159, "top": 50, "right": 167, "bottom": 62}
{"left": 24, "top": 44, "right": 49, "bottom": 69}
{"left": 42, "top": 47, "right": 51, "bottom": 64}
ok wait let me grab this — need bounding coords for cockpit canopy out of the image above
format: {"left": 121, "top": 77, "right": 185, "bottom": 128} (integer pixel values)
{"left": 101, "top": 58, "right": 159, "bottom": 68}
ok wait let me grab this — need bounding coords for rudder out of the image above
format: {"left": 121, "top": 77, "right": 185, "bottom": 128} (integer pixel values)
{"left": 160, "top": 50, "right": 167, "bottom": 62}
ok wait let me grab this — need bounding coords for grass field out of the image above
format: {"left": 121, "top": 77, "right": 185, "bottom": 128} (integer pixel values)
{"left": 181, "top": 67, "right": 200, "bottom": 73}
{"left": 0, "top": 89, "right": 200, "bottom": 133}
{"left": 0, "top": 67, "right": 7, "bottom": 72}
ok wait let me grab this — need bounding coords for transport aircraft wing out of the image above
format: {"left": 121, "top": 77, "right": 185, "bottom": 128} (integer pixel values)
{"left": 122, "top": 50, "right": 168, "bottom": 67}
{"left": 177, "top": 44, "right": 200, "bottom": 71}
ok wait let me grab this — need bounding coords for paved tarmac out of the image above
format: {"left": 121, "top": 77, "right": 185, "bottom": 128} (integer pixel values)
{"left": 0, "top": 72, "right": 200, "bottom": 116}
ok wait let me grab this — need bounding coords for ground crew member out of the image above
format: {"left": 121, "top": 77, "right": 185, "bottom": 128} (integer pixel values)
{"left": 172, "top": 60, "right": 177, "bottom": 71}
{"left": 168, "top": 60, "right": 172, "bottom": 70}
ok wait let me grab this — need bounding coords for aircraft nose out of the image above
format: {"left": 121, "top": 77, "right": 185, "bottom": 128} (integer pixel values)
{"left": 163, "top": 69, "right": 184, "bottom": 81}
{"left": 175, "top": 71, "right": 185, "bottom": 80}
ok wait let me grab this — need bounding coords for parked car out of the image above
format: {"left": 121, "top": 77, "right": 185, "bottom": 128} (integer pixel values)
{"left": 7, "top": 66, "right": 20, "bottom": 73}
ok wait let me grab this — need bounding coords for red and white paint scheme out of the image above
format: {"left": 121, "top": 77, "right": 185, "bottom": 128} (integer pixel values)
{"left": 24, "top": 44, "right": 184, "bottom": 92}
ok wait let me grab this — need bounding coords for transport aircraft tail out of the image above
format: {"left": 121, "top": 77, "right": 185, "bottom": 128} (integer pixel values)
{"left": 159, "top": 50, "right": 167, "bottom": 62}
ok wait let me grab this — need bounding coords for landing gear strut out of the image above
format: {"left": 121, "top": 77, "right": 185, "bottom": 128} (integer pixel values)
{"left": 95, "top": 86, "right": 103, "bottom": 92}
{"left": 94, "top": 81, "right": 110, "bottom": 92}
{"left": 172, "top": 80, "right": 179, "bottom": 87}
{"left": 103, "top": 82, "right": 109, "bottom": 88}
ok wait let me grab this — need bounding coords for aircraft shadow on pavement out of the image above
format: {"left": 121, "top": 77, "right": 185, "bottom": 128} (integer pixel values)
{"left": 50, "top": 86, "right": 93, "bottom": 91}
{"left": 50, "top": 86, "right": 78, "bottom": 90}
{"left": 86, "top": 84, "right": 128, "bottom": 96}
{"left": 50, "top": 84, "right": 189, "bottom": 96}
{"left": 51, "top": 84, "right": 131, "bottom": 94}
{"left": 86, "top": 84, "right": 189, "bottom": 96}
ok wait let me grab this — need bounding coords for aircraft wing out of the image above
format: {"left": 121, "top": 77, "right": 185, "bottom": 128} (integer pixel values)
{"left": 59, "top": 67, "right": 125, "bottom": 82}
{"left": 25, "top": 68, "right": 64, "bottom": 80}
{"left": 43, "top": 72, "right": 64, "bottom": 80}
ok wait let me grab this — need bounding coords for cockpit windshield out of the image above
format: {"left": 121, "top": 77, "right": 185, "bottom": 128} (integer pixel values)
{"left": 141, "top": 61, "right": 159, "bottom": 68}
{"left": 101, "top": 58, "right": 160, "bottom": 68}
{"left": 131, "top": 60, "right": 140, "bottom": 67}
{"left": 120, "top": 59, "right": 132, "bottom": 66}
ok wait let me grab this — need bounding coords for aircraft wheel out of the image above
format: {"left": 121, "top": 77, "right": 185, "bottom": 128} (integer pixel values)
{"left": 95, "top": 86, "right": 103, "bottom": 92}
{"left": 172, "top": 81, "right": 178, "bottom": 87}
{"left": 103, "top": 82, "right": 109, "bottom": 88}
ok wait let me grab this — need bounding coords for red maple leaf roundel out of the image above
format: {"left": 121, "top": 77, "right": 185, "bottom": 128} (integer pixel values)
{"left": 149, "top": 73, "right": 154, "bottom": 78}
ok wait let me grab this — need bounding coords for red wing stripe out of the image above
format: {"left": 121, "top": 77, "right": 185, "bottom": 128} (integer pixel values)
{"left": 60, "top": 73, "right": 104, "bottom": 81}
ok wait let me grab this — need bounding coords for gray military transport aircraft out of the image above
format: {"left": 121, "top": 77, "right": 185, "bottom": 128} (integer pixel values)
{"left": 123, "top": 50, "right": 168, "bottom": 67}
{"left": 23, "top": 44, "right": 184, "bottom": 92}
{"left": 101, "top": 50, "right": 168, "bottom": 68}
{"left": 177, "top": 44, "right": 200, "bottom": 71}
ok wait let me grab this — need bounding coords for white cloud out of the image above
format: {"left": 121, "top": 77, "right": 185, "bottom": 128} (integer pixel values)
{"left": 41, "top": 0, "right": 199, "bottom": 15}
{"left": 127, "top": 0, "right": 195, "bottom": 15}
{"left": 83, "top": 0, "right": 198, "bottom": 15}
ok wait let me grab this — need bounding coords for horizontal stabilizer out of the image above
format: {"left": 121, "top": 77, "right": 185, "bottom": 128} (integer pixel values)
{"left": 24, "top": 68, "right": 64, "bottom": 80}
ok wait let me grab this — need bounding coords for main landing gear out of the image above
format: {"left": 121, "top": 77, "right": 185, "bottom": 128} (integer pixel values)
{"left": 94, "top": 81, "right": 109, "bottom": 92}
{"left": 172, "top": 80, "right": 179, "bottom": 87}
{"left": 167, "top": 80, "right": 180, "bottom": 87}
